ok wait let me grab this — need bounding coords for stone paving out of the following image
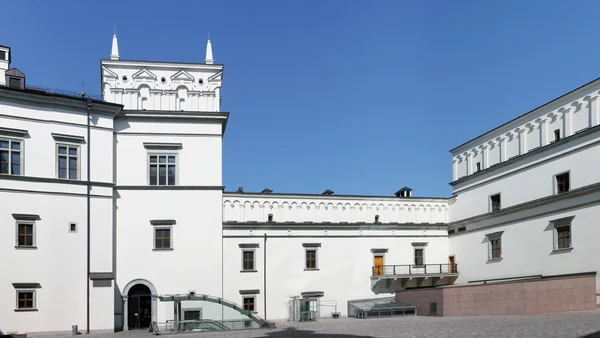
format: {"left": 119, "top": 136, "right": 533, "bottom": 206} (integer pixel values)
{"left": 33, "top": 310, "right": 600, "bottom": 338}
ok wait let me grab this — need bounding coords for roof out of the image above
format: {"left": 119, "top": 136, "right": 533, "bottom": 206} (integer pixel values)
{"left": 0, "top": 83, "right": 122, "bottom": 109}
{"left": 223, "top": 191, "right": 449, "bottom": 201}
{"left": 449, "top": 75, "right": 600, "bottom": 153}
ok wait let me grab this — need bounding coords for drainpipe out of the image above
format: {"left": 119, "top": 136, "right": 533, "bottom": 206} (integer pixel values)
{"left": 86, "top": 98, "right": 92, "bottom": 334}
{"left": 263, "top": 233, "right": 267, "bottom": 320}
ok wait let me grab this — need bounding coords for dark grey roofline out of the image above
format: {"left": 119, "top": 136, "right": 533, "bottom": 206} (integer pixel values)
{"left": 223, "top": 191, "right": 449, "bottom": 200}
{"left": 100, "top": 58, "right": 225, "bottom": 67}
{"left": 449, "top": 75, "right": 600, "bottom": 153}
{"left": 0, "top": 84, "right": 123, "bottom": 109}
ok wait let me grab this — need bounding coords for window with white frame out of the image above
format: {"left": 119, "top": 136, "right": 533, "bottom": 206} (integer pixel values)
{"left": 303, "top": 243, "right": 321, "bottom": 270}
{"left": 412, "top": 242, "right": 428, "bottom": 266}
{"left": 13, "top": 283, "right": 40, "bottom": 311}
{"left": 551, "top": 216, "right": 574, "bottom": 251}
{"left": 151, "top": 219, "right": 175, "bottom": 250}
{"left": 0, "top": 138, "right": 22, "bottom": 175}
{"left": 239, "top": 243, "right": 259, "bottom": 272}
{"left": 555, "top": 172, "right": 570, "bottom": 194}
{"left": 486, "top": 231, "right": 503, "bottom": 260}
{"left": 57, "top": 144, "right": 79, "bottom": 179}
{"left": 13, "top": 214, "right": 39, "bottom": 249}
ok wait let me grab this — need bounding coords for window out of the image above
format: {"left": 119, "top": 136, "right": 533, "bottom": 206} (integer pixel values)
{"left": 374, "top": 215, "right": 380, "bottom": 224}
{"left": 16, "top": 222, "right": 34, "bottom": 248}
{"left": 183, "top": 309, "right": 201, "bottom": 320}
{"left": 242, "top": 250, "right": 255, "bottom": 271}
{"left": 9, "top": 78, "right": 22, "bottom": 89}
{"left": 69, "top": 223, "right": 77, "bottom": 233}
{"left": 267, "top": 214, "right": 273, "bottom": 223}
{"left": 305, "top": 250, "right": 317, "bottom": 269}
{"left": 0, "top": 139, "right": 22, "bottom": 175}
{"left": 554, "top": 129, "right": 561, "bottom": 141}
{"left": 243, "top": 297, "right": 255, "bottom": 312}
{"left": 149, "top": 154, "right": 177, "bottom": 186}
{"left": 490, "top": 194, "right": 501, "bottom": 212}
{"left": 476, "top": 162, "right": 481, "bottom": 172}
{"left": 487, "top": 231, "right": 503, "bottom": 260}
{"left": 16, "top": 290, "right": 35, "bottom": 310}
{"left": 0, "top": 50, "right": 6, "bottom": 60}
{"left": 57, "top": 144, "right": 79, "bottom": 179}
{"left": 557, "top": 226, "right": 571, "bottom": 249}
{"left": 556, "top": 172, "right": 570, "bottom": 194}
{"left": 414, "top": 248, "right": 424, "bottom": 266}
{"left": 430, "top": 302, "right": 437, "bottom": 316}
{"left": 154, "top": 228, "right": 171, "bottom": 249}
{"left": 457, "top": 227, "right": 466, "bottom": 232}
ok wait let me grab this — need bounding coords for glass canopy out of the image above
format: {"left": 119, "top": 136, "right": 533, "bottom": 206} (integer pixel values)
{"left": 348, "top": 297, "right": 417, "bottom": 319}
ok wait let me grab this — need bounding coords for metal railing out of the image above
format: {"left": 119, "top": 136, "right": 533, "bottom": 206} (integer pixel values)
{"left": 372, "top": 264, "right": 458, "bottom": 276}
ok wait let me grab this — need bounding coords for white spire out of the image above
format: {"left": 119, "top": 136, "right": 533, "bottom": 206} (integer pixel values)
{"left": 205, "top": 34, "right": 214, "bottom": 64}
{"left": 110, "top": 30, "right": 120, "bottom": 61}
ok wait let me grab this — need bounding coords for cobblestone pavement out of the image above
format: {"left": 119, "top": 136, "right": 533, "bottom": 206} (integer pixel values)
{"left": 40, "top": 310, "right": 600, "bottom": 338}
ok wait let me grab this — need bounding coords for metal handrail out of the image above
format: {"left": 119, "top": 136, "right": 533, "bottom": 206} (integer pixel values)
{"left": 372, "top": 263, "right": 458, "bottom": 276}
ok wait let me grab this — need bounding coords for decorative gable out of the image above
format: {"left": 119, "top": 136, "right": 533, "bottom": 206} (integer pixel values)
{"left": 171, "top": 70, "right": 194, "bottom": 82}
{"left": 208, "top": 71, "right": 222, "bottom": 83}
{"left": 102, "top": 66, "right": 118, "bottom": 79}
{"left": 132, "top": 68, "right": 157, "bottom": 80}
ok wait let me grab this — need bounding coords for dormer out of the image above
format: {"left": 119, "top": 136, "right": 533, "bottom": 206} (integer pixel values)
{"left": 322, "top": 189, "right": 334, "bottom": 196}
{"left": 261, "top": 188, "right": 273, "bottom": 194}
{"left": 5, "top": 68, "right": 25, "bottom": 90}
{"left": 395, "top": 187, "right": 412, "bottom": 198}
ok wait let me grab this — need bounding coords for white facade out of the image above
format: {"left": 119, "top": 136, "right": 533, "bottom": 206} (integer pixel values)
{"left": 1, "top": 35, "right": 600, "bottom": 335}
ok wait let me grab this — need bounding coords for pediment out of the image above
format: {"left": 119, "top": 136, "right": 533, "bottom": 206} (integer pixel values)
{"left": 132, "top": 68, "right": 157, "bottom": 80}
{"left": 171, "top": 70, "right": 194, "bottom": 82}
{"left": 208, "top": 71, "right": 222, "bottom": 82}
{"left": 102, "top": 66, "right": 118, "bottom": 79}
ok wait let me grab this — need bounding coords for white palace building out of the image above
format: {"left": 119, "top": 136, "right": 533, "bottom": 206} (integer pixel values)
{"left": 1, "top": 35, "right": 599, "bottom": 335}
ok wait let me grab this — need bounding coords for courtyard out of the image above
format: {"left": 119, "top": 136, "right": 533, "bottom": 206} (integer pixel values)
{"left": 71, "top": 309, "right": 600, "bottom": 338}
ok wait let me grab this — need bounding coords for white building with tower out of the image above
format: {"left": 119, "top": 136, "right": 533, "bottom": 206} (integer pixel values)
{"left": 0, "top": 33, "right": 599, "bottom": 335}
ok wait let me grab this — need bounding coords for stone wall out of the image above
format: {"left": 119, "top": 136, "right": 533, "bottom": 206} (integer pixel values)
{"left": 395, "top": 274, "right": 596, "bottom": 316}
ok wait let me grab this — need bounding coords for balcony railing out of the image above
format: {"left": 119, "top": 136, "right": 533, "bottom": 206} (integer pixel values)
{"left": 372, "top": 264, "right": 458, "bottom": 277}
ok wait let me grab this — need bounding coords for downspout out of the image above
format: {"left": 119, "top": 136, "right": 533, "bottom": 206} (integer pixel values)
{"left": 263, "top": 233, "right": 267, "bottom": 320}
{"left": 86, "top": 98, "right": 92, "bottom": 334}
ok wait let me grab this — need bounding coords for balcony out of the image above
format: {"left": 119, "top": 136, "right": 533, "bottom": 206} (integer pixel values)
{"left": 370, "top": 264, "right": 459, "bottom": 294}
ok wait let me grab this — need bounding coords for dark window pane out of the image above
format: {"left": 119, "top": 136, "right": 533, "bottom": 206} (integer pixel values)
{"left": 168, "top": 177, "right": 175, "bottom": 185}
{"left": 163, "top": 239, "right": 170, "bottom": 248}
{"left": 12, "top": 164, "right": 20, "bottom": 175}
{"left": 59, "top": 168, "right": 67, "bottom": 178}
{"left": 0, "top": 150, "right": 8, "bottom": 162}
{"left": 0, "top": 163, "right": 7, "bottom": 174}
{"left": 168, "top": 156, "right": 176, "bottom": 163}
{"left": 69, "top": 169, "right": 77, "bottom": 179}
{"left": 150, "top": 165, "right": 157, "bottom": 174}
{"left": 11, "top": 152, "right": 20, "bottom": 164}
{"left": 159, "top": 166, "right": 166, "bottom": 185}
{"left": 159, "top": 156, "right": 166, "bottom": 163}
{"left": 150, "top": 156, "right": 157, "bottom": 163}
{"left": 68, "top": 147, "right": 77, "bottom": 156}
{"left": 168, "top": 166, "right": 175, "bottom": 175}
{"left": 11, "top": 142, "right": 20, "bottom": 150}
{"left": 58, "top": 146, "right": 67, "bottom": 154}
{"left": 69, "top": 157, "right": 77, "bottom": 169}
{"left": 155, "top": 238, "right": 162, "bottom": 248}
{"left": 0, "top": 141, "right": 8, "bottom": 148}
{"left": 58, "top": 156, "right": 67, "bottom": 168}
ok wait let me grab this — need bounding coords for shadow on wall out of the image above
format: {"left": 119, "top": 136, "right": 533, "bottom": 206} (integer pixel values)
{"left": 580, "top": 332, "right": 600, "bottom": 338}
{"left": 114, "top": 283, "right": 124, "bottom": 332}
{"left": 258, "top": 327, "right": 374, "bottom": 338}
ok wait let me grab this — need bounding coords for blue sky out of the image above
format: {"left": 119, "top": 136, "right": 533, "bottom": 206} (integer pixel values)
{"left": 2, "top": 1, "right": 599, "bottom": 197}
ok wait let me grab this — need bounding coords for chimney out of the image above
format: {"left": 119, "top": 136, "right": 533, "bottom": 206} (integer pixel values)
{"left": 322, "top": 189, "right": 334, "bottom": 196}
{"left": 0, "top": 45, "right": 11, "bottom": 86}
{"left": 236, "top": 187, "right": 244, "bottom": 193}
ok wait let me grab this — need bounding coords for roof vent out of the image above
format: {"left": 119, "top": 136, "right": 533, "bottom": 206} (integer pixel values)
{"left": 322, "top": 189, "right": 334, "bottom": 196}
{"left": 261, "top": 188, "right": 273, "bottom": 194}
{"left": 236, "top": 187, "right": 244, "bottom": 193}
{"left": 5, "top": 68, "right": 25, "bottom": 90}
{"left": 395, "top": 187, "right": 412, "bottom": 198}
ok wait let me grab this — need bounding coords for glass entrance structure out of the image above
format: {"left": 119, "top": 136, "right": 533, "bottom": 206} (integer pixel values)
{"left": 348, "top": 297, "right": 417, "bottom": 319}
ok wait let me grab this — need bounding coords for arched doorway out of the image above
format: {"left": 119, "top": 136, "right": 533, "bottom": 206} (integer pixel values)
{"left": 128, "top": 284, "right": 152, "bottom": 329}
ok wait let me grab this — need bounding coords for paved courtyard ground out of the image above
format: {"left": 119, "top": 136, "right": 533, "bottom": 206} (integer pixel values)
{"left": 30, "top": 310, "right": 600, "bottom": 338}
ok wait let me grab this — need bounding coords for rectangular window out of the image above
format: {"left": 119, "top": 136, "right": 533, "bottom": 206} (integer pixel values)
{"left": 16, "top": 222, "right": 34, "bottom": 247}
{"left": 554, "top": 129, "right": 561, "bottom": 141}
{"left": 490, "top": 238, "right": 501, "bottom": 259}
{"left": 149, "top": 154, "right": 176, "bottom": 186}
{"left": 374, "top": 215, "right": 380, "bottom": 223}
{"left": 242, "top": 250, "right": 255, "bottom": 271}
{"left": 557, "top": 226, "right": 571, "bottom": 249}
{"left": 556, "top": 172, "right": 570, "bottom": 194}
{"left": 183, "top": 310, "right": 201, "bottom": 320}
{"left": 305, "top": 250, "right": 317, "bottom": 269}
{"left": 267, "top": 214, "right": 273, "bottom": 222}
{"left": 414, "top": 248, "right": 424, "bottom": 266}
{"left": 57, "top": 144, "right": 79, "bottom": 179}
{"left": 490, "top": 194, "right": 501, "bottom": 212}
{"left": 154, "top": 228, "right": 171, "bottom": 249}
{"left": 69, "top": 223, "right": 77, "bottom": 233}
{"left": 17, "top": 290, "right": 35, "bottom": 310}
{"left": 0, "top": 139, "right": 22, "bottom": 175}
{"left": 476, "top": 162, "right": 481, "bottom": 172}
{"left": 243, "top": 297, "right": 255, "bottom": 312}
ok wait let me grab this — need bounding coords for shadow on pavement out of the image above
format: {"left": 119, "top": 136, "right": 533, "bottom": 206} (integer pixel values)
{"left": 580, "top": 332, "right": 600, "bottom": 338}
{"left": 258, "top": 327, "right": 374, "bottom": 338}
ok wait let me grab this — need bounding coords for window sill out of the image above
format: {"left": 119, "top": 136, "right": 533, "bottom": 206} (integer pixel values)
{"left": 487, "top": 258, "right": 502, "bottom": 263}
{"left": 15, "top": 246, "right": 37, "bottom": 250}
{"left": 551, "top": 247, "right": 573, "bottom": 254}
{"left": 304, "top": 268, "right": 320, "bottom": 271}
{"left": 14, "top": 308, "right": 38, "bottom": 312}
{"left": 240, "top": 270, "right": 257, "bottom": 273}
{"left": 153, "top": 248, "right": 174, "bottom": 251}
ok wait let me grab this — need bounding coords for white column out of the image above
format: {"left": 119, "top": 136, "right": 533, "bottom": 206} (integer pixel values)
{"left": 538, "top": 119, "right": 547, "bottom": 146}
{"left": 500, "top": 136, "right": 507, "bottom": 161}
{"left": 479, "top": 145, "right": 487, "bottom": 169}
{"left": 465, "top": 152, "right": 471, "bottom": 175}
{"left": 452, "top": 159, "right": 458, "bottom": 180}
